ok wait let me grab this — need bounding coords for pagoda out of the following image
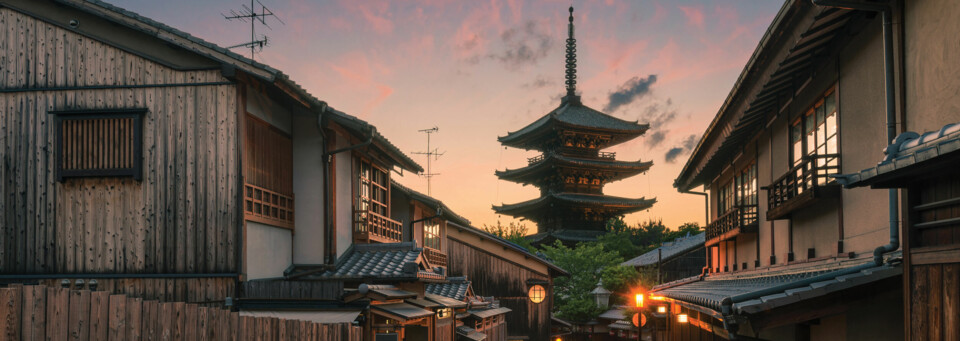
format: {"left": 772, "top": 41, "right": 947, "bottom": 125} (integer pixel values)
{"left": 493, "top": 7, "right": 655, "bottom": 246}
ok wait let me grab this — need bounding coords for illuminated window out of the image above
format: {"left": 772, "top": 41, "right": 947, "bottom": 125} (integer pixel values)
{"left": 790, "top": 89, "right": 839, "bottom": 184}
{"left": 529, "top": 284, "right": 546, "bottom": 303}
{"left": 424, "top": 220, "right": 441, "bottom": 250}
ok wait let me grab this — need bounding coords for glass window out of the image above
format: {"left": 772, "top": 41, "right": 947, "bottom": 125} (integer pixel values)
{"left": 790, "top": 89, "right": 840, "bottom": 187}
{"left": 357, "top": 158, "right": 388, "bottom": 216}
{"left": 424, "top": 220, "right": 441, "bottom": 250}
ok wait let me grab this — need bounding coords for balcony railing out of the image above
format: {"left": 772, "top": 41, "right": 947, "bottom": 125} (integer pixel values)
{"left": 424, "top": 247, "right": 447, "bottom": 267}
{"left": 353, "top": 209, "right": 402, "bottom": 243}
{"left": 706, "top": 205, "right": 759, "bottom": 246}
{"left": 598, "top": 151, "right": 616, "bottom": 159}
{"left": 766, "top": 154, "right": 841, "bottom": 220}
{"left": 528, "top": 154, "right": 545, "bottom": 164}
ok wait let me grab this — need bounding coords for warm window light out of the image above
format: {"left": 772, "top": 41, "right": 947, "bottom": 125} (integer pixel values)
{"left": 677, "top": 314, "right": 689, "bottom": 323}
{"left": 657, "top": 306, "right": 667, "bottom": 313}
{"left": 529, "top": 285, "right": 546, "bottom": 304}
{"left": 650, "top": 295, "right": 665, "bottom": 301}
{"left": 635, "top": 293, "right": 644, "bottom": 308}
{"left": 555, "top": 338, "right": 562, "bottom": 341}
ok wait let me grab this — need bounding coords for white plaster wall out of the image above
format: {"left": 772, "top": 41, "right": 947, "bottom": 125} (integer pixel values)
{"left": 334, "top": 133, "right": 353, "bottom": 258}
{"left": 245, "top": 221, "right": 293, "bottom": 280}
{"left": 292, "top": 114, "right": 325, "bottom": 264}
{"left": 905, "top": 0, "right": 960, "bottom": 133}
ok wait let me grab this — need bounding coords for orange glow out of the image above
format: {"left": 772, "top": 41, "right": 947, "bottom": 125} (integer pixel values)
{"left": 657, "top": 306, "right": 667, "bottom": 313}
{"left": 677, "top": 314, "right": 689, "bottom": 323}
{"left": 635, "top": 293, "right": 644, "bottom": 308}
{"left": 650, "top": 295, "right": 665, "bottom": 301}
{"left": 555, "top": 338, "right": 562, "bottom": 341}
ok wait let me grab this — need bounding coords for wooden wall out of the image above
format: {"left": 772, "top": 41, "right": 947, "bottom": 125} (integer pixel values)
{"left": 446, "top": 237, "right": 552, "bottom": 340}
{"left": 0, "top": 8, "right": 240, "bottom": 275}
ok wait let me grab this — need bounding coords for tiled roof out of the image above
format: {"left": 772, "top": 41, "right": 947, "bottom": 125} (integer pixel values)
{"left": 622, "top": 233, "right": 706, "bottom": 267}
{"left": 426, "top": 276, "right": 472, "bottom": 301}
{"left": 499, "top": 100, "right": 648, "bottom": 147}
{"left": 305, "top": 242, "right": 443, "bottom": 282}
{"left": 372, "top": 302, "right": 435, "bottom": 321}
{"left": 608, "top": 320, "right": 637, "bottom": 331}
{"left": 598, "top": 308, "right": 627, "bottom": 320}
{"left": 496, "top": 153, "right": 653, "bottom": 184}
{"left": 652, "top": 261, "right": 901, "bottom": 315}
{"left": 835, "top": 122, "right": 960, "bottom": 188}
{"left": 426, "top": 293, "right": 468, "bottom": 309}
{"left": 391, "top": 181, "right": 471, "bottom": 225}
{"left": 525, "top": 229, "right": 607, "bottom": 244}
{"left": 468, "top": 307, "right": 512, "bottom": 319}
{"left": 447, "top": 222, "right": 569, "bottom": 276}
{"left": 455, "top": 326, "right": 487, "bottom": 341}
{"left": 494, "top": 192, "right": 656, "bottom": 216}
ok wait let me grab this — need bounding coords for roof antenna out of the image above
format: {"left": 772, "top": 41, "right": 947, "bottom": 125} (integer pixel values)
{"left": 222, "top": 0, "right": 285, "bottom": 61}
{"left": 564, "top": 6, "right": 580, "bottom": 103}
{"left": 412, "top": 127, "right": 445, "bottom": 195}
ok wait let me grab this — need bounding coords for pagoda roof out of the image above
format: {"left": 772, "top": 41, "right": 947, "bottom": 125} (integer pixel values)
{"left": 498, "top": 97, "right": 649, "bottom": 150}
{"left": 495, "top": 152, "right": 652, "bottom": 185}
{"left": 492, "top": 192, "right": 655, "bottom": 218}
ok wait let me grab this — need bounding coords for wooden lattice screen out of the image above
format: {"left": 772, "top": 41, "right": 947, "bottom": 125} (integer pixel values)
{"left": 52, "top": 109, "right": 144, "bottom": 181}
{"left": 243, "top": 114, "right": 294, "bottom": 229}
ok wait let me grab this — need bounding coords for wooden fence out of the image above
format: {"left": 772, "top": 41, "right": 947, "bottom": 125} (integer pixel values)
{"left": 0, "top": 284, "right": 362, "bottom": 340}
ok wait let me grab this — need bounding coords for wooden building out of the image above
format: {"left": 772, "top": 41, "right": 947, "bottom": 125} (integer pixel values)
{"left": 622, "top": 233, "right": 706, "bottom": 284}
{"left": 494, "top": 7, "right": 654, "bottom": 247}
{"left": 652, "top": 0, "right": 960, "bottom": 340}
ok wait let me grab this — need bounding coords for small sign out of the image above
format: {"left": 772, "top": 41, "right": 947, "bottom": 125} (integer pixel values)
{"left": 632, "top": 313, "right": 647, "bottom": 327}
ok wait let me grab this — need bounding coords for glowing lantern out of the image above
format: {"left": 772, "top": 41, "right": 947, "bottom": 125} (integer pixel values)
{"left": 529, "top": 285, "right": 546, "bottom": 303}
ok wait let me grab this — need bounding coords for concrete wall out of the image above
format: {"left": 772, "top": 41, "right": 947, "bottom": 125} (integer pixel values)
{"left": 292, "top": 114, "right": 325, "bottom": 264}
{"left": 245, "top": 221, "right": 293, "bottom": 280}
{"left": 904, "top": 0, "right": 960, "bottom": 133}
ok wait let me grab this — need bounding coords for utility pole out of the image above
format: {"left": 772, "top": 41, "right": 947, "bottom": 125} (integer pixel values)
{"left": 412, "top": 127, "right": 444, "bottom": 195}
{"left": 222, "top": 0, "right": 284, "bottom": 60}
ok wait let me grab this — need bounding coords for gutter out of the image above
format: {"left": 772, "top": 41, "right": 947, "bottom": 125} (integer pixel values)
{"left": 809, "top": 0, "right": 898, "bottom": 267}
{"left": 318, "top": 107, "right": 377, "bottom": 266}
{"left": 679, "top": 189, "right": 711, "bottom": 276}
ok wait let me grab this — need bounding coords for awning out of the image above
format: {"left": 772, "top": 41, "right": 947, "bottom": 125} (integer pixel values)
{"left": 426, "top": 293, "right": 467, "bottom": 309}
{"left": 406, "top": 298, "right": 441, "bottom": 309}
{"left": 835, "top": 122, "right": 960, "bottom": 188}
{"left": 652, "top": 261, "right": 901, "bottom": 316}
{"left": 608, "top": 320, "right": 637, "bottom": 331}
{"left": 456, "top": 326, "right": 487, "bottom": 341}
{"left": 598, "top": 308, "right": 627, "bottom": 320}
{"left": 372, "top": 303, "right": 434, "bottom": 322}
{"left": 239, "top": 310, "right": 360, "bottom": 324}
{"left": 469, "top": 307, "right": 512, "bottom": 319}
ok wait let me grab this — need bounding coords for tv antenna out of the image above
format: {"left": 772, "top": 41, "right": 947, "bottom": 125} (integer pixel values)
{"left": 412, "top": 127, "right": 445, "bottom": 195}
{"left": 222, "top": 0, "right": 284, "bottom": 60}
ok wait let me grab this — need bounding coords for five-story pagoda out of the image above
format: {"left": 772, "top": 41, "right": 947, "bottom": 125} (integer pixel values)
{"left": 494, "top": 7, "right": 656, "bottom": 246}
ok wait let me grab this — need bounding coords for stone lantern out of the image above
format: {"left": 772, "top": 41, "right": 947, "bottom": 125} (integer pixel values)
{"left": 590, "top": 279, "right": 612, "bottom": 309}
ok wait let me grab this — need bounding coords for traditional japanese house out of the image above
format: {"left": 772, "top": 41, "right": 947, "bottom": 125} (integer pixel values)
{"left": 655, "top": 0, "right": 960, "bottom": 340}
{"left": 622, "top": 233, "right": 706, "bottom": 284}
{"left": 0, "top": 0, "right": 434, "bottom": 335}
{"left": 494, "top": 7, "right": 655, "bottom": 247}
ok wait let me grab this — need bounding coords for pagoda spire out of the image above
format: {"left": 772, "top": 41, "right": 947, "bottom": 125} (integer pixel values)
{"left": 564, "top": 6, "right": 579, "bottom": 102}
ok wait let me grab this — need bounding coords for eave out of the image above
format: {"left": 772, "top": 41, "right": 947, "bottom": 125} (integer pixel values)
{"left": 492, "top": 193, "right": 656, "bottom": 218}
{"left": 495, "top": 154, "right": 652, "bottom": 185}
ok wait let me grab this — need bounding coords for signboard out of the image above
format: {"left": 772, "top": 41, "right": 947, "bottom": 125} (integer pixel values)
{"left": 631, "top": 313, "right": 647, "bottom": 327}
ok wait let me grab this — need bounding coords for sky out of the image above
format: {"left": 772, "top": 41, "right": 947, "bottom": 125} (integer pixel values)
{"left": 111, "top": 0, "right": 784, "bottom": 231}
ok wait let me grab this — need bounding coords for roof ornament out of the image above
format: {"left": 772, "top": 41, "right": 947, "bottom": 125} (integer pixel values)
{"left": 564, "top": 6, "right": 580, "bottom": 103}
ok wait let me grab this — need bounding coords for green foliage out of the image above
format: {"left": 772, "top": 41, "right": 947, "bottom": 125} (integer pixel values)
{"left": 481, "top": 220, "right": 535, "bottom": 252}
{"left": 540, "top": 241, "right": 625, "bottom": 322}
{"left": 599, "top": 265, "right": 640, "bottom": 305}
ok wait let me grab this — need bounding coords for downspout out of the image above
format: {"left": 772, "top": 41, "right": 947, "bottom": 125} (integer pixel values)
{"left": 318, "top": 110, "right": 377, "bottom": 265}
{"left": 809, "top": 0, "right": 898, "bottom": 266}
{"left": 680, "top": 189, "right": 710, "bottom": 275}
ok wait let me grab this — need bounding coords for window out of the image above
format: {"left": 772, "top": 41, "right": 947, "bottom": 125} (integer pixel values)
{"left": 790, "top": 89, "right": 839, "bottom": 185}
{"left": 424, "top": 220, "right": 441, "bottom": 250}
{"left": 528, "top": 284, "right": 546, "bottom": 303}
{"left": 736, "top": 162, "right": 758, "bottom": 223}
{"left": 52, "top": 109, "right": 144, "bottom": 181}
{"left": 718, "top": 181, "right": 734, "bottom": 214}
{"left": 357, "top": 158, "right": 389, "bottom": 216}
{"left": 243, "top": 114, "right": 294, "bottom": 229}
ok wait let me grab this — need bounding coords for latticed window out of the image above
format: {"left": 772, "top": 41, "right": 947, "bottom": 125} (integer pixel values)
{"left": 791, "top": 89, "right": 839, "bottom": 184}
{"left": 357, "top": 158, "right": 389, "bottom": 216}
{"left": 424, "top": 220, "right": 441, "bottom": 250}
{"left": 718, "top": 181, "right": 735, "bottom": 214}
{"left": 736, "top": 162, "right": 758, "bottom": 222}
{"left": 243, "top": 114, "right": 294, "bottom": 229}
{"left": 52, "top": 109, "right": 144, "bottom": 181}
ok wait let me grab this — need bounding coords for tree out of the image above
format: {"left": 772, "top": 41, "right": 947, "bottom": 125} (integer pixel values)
{"left": 540, "top": 241, "right": 630, "bottom": 322}
{"left": 481, "top": 220, "right": 534, "bottom": 251}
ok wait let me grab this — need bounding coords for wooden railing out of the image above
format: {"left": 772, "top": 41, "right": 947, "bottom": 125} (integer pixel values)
{"left": 528, "top": 154, "right": 545, "bottom": 164}
{"left": 706, "top": 205, "right": 759, "bottom": 242}
{"left": 244, "top": 183, "right": 295, "bottom": 229}
{"left": 767, "top": 154, "right": 840, "bottom": 220}
{"left": 598, "top": 151, "right": 616, "bottom": 159}
{"left": 353, "top": 209, "right": 403, "bottom": 243}
{"left": 424, "top": 247, "right": 447, "bottom": 267}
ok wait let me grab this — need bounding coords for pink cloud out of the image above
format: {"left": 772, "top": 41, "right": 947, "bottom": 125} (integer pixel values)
{"left": 338, "top": 0, "right": 394, "bottom": 35}
{"left": 678, "top": 5, "right": 705, "bottom": 30}
{"left": 327, "top": 52, "right": 394, "bottom": 116}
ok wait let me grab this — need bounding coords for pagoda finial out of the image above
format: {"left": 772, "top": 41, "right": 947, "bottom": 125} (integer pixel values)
{"left": 564, "top": 6, "right": 578, "bottom": 101}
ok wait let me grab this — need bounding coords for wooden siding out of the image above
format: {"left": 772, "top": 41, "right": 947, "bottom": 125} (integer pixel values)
{"left": 31, "top": 277, "right": 236, "bottom": 304}
{"left": 0, "top": 8, "right": 240, "bottom": 275}
{"left": 907, "top": 263, "right": 960, "bottom": 341}
{"left": 446, "top": 237, "right": 552, "bottom": 340}
{"left": 241, "top": 280, "right": 343, "bottom": 300}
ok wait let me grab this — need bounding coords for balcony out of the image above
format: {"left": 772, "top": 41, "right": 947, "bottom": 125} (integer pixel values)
{"left": 353, "top": 209, "right": 403, "bottom": 243}
{"left": 424, "top": 247, "right": 447, "bottom": 267}
{"left": 706, "top": 205, "right": 759, "bottom": 247}
{"left": 766, "top": 154, "right": 841, "bottom": 220}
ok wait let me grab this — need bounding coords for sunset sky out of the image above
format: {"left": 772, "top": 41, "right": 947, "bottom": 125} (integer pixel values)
{"left": 112, "top": 0, "right": 784, "bottom": 231}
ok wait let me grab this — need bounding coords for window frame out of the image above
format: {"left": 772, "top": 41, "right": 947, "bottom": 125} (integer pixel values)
{"left": 51, "top": 108, "right": 145, "bottom": 182}
{"left": 424, "top": 219, "right": 441, "bottom": 250}
{"left": 355, "top": 156, "right": 391, "bottom": 216}
{"left": 789, "top": 88, "right": 839, "bottom": 173}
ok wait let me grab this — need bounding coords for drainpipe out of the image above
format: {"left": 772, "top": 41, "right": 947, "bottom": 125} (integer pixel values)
{"left": 810, "top": 0, "right": 898, "bottom": 266}
{"left": 680, "top": 189, "right": 710, "bottom": 275}
{"left": 318, "top": 110, "right": 376, "bottom": 265}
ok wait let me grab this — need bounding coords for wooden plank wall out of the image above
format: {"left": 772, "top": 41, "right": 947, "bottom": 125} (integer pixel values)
{"left": 241, "top": 280, "right": 342, "bottom": 300}
{"left": 446, "top": 238, "right": 551, "bottom": 340}
{"left": 0, "top": 8, "right": 240, "bottom": 275}
{"left": 908, "top": 263, "right": 960, "bottom": 341}
{"left": 32, "top": 278, "right": 236, "bottom": 305}
{"left": 0, "top": 284, "right": 363, "bottom": 341}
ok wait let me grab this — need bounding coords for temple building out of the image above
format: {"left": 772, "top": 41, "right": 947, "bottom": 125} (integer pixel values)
{"left": 493, "top": 7, "right": 655, "bottom": 246}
